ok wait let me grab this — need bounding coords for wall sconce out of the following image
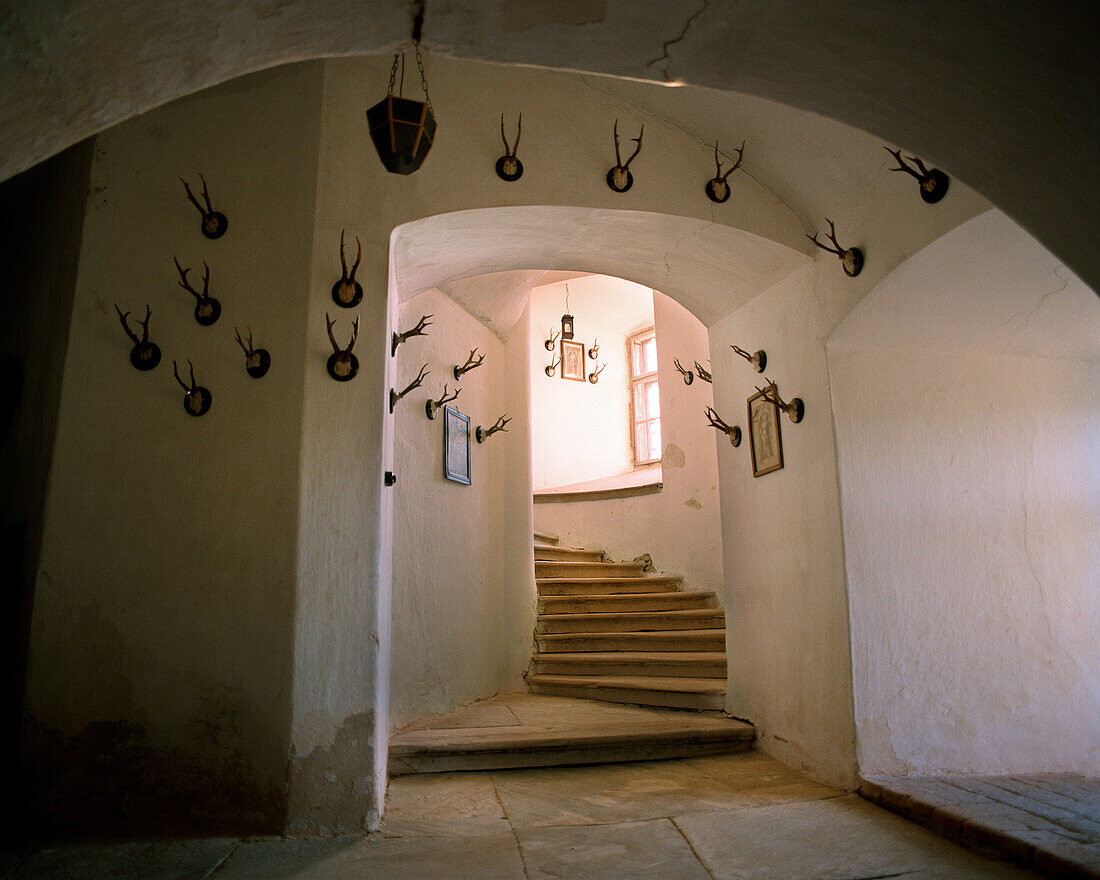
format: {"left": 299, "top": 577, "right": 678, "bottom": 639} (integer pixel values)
{"left": 756, "top": 379, "right": 805, "bottom": 423}
{"left": 476, "top": 414, "right": 510, "bottom": 443}
{"left": 704, "top": 406, "right": 741, "bottom": 446}
{"left": 365, "top": 3, "right": 436, "bottom": 175}
{"left": 730, "top": 344, "right": 767, "bottom": 373}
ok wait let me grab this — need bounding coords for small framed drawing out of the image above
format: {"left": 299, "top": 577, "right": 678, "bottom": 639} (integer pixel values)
{"left": 747, "top": 387, "right": 784, "bottom": 477}
{"left": 561, "top": 339, "right": 586, "bottom": 382}
{"left": 443, "top": 405, "right": 471, "bottom": 485}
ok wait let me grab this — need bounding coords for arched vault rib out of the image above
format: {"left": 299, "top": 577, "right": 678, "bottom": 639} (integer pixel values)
{"left": 390, "top": 207, "right": 809, "bottom": 329}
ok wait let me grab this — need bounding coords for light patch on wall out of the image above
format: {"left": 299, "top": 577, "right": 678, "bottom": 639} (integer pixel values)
{"left": 503, "top": 0, "right": 606, "bottom": 31}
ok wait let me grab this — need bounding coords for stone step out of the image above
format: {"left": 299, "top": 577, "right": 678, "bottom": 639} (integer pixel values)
{"left": 536, "top": 629, "right": 727, "bottom": 653}
{"left": 534, "top": 546, "right": 606, "bottom": 563}
{"left": 527, "top": 674, "right": 727, "bottom": 710}
{"left": 388, "top": 705, "right": 754, "bottom": 776}
{"left": 532, "top": 651, "right": 727, "bottom": 679}
{"left": 535, "top": 560, "right": 648, "bottom": 579}
{"left": 533, "top": 530, "right": 559, "bottom": 545}
{"left": 537, "top": 608, "right": 725, "bottom": 634}
{"left": 539, "top": 590, "right": 717, "bottom": 615}
{"left": 537, "top": 576, "right": 682, "bottom": 596}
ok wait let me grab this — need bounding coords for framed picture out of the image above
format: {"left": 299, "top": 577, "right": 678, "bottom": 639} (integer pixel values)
{"left": 561, "top": 339, "right": 586, "bottom": 382}
{"left": 443, "top": 405, "right": 471, "bottom": 485}
{"left": 747, "top": 388, "right": 784, "bottom": 477}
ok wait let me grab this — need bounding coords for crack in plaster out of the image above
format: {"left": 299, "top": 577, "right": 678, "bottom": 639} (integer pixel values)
{"left": 645, "top": 0, "right": 710, "bottom": 82}
{"left": 997, "top": 264, "right": 1072, "bottom": 334}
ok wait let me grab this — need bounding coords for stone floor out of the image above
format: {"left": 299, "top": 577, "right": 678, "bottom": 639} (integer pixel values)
{"left": 862, "top": 773, "right": 1100, "bottom": 878}
{"left": 3, "top": 751, "right": 1045, "bottom": 879}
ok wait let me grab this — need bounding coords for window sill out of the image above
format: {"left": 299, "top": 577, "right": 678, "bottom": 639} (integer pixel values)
{"left": 533, "top": 468, "right": 663, "bottom": 504}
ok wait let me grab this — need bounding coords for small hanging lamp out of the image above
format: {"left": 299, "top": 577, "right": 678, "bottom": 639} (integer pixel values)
{"left": 366, "top": 2, "right": 436, "bottom": 175}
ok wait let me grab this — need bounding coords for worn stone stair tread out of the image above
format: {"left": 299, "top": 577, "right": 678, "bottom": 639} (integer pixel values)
{"left": 537, "top": 629, "right": 727, "bottom": 652}
{"left": 388, "top": 709, "right": 752, "bottom": 774}
{"left": 536, "top": 651, "right": 727, "bottom": 664}
{"left": 535, "top": 561, "right": 648, "bottom": 575}
{"left": 527, "top": 673, "right": 726, "bottom": 694}
{"left": 539, "top": 591, "right": 717, "bottom": 613}
{"left": 533, "top": 530, "right": 559, "bottom": 545}
{"left": 390, "top": 716, "right": 752, "bottom": 754}
{"left": 538, "top": 608, "right": 725, "bottom": 633}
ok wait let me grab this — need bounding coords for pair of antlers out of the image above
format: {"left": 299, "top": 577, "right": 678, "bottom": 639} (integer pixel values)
{"left": 172, "top": 359, "right": 199, "bottom": 392}
{"left": 234, "top": 326, "right": 258, "bottom": 356}
{"left": 326, "top": 313, "right": 358, "bottom": 354}
{"left": 173, "top": 257, "right": 212, "bottom": 303}
{"left": 704, "top": 405, "right": 741, "bottom": 446}
{"left": 180, "top": 174, "right": 216, "bottom": 220}
{"left": 612, "top": 119, "right": 644, "bottom": 170}
{"left": 500, "top": 114, "right": 521, "bottom": 159}
{"left": 712, "top": 140, "right": 745, "bottom": 183}
{"left": 339, "top": 229, "right": 362, "bottom": 283}
{"left": 115, "top": 304, "right": 151, "bottom": 344}
{"left": 884, "top": 146, "right": 932, "bottom": 182}
{"left": 392, "top": 313, "right": 432, "bottom": 355}
{"left": 755, "top": 379, "right": 805, "bottom": 422}
{"left": 454, "top": 348, "right": 485, "bottom": 379}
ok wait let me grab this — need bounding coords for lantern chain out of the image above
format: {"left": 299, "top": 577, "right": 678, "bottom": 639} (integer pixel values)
{"left": 414, "top": 44, "right": 433, "bottom": 116}
{"left": 387, "top": 53, "right": 400, "bottom": 95}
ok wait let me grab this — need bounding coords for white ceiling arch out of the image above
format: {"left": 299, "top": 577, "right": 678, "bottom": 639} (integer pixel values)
{"left": 2, "top": 2, "right": 1097, "bottom": 291}
{"left": 389, "top": 206, "right": 810, "bottom": 331}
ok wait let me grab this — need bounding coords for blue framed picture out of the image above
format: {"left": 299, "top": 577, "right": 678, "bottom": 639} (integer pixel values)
{"left": 443, "top": 405, "right": 471, "bottom": 485}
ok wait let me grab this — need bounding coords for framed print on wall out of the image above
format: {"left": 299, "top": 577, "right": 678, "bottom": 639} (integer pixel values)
{"left": 561, "top": 339, "right": 586, "bottom": 382}
{"left": 443, "top": 405, "right": 471, "bottom": 485}
{"left": 747, "top": 387, "right": 784, "bottom": 477}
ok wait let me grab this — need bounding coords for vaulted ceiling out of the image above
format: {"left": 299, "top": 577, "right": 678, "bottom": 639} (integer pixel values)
{"left": 3, "top": 1, "right": 1097, "bottom": 290}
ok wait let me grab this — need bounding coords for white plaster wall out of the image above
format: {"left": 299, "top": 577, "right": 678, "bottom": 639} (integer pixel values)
{"left": 25, "top": 63, "right": 324, "bottom": 816}
{"left": 24, "top": 48, "right": 1004, "bottom": 833}
{"left": 829, "top": 211, "right": 1100, "bottom": 775}
{"left": 535, "top": 291, "right": 725, "bottom": 595}
{"left": 529, "top": 275, "right": 652, "bottom": 489}
{"left": 709, "top": 263, "right": 860, "bottom": 787}
{"left": 390, "top": 288, "right": 533, "bottom": 727}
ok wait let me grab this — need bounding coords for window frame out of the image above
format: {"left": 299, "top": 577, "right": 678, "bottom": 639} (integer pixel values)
{"left": 628, "top": 326, "right": 661, "bottom": 467}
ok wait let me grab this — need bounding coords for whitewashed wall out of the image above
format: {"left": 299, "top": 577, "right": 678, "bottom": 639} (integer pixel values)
{"left": 829, "top": 210, "right": 1100, "bottom": 776}
{"left": 26, "top": 63, "right": 324, "bottom": 830}
{"left": 390, "top": 288, "right": 533, "bottom": 728}
{"left": 22, "top": 50, "right": 1007, "bottom": 837}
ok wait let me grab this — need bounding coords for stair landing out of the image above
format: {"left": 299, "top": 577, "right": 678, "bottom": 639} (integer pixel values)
{"left": 388, "top": 692, "right": 754, "bottom": 776}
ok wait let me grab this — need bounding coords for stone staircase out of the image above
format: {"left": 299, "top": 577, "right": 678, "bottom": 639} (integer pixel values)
{"left": 526, "top": 531, "right": 728, "bottom": 710}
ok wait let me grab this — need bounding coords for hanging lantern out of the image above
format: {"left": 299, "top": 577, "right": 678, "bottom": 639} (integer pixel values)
{"left": 367, "top": 43, "right": 436, "bottom": 175}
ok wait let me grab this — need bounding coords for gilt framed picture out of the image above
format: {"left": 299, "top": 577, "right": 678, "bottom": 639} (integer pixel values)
{"left": 443, "top": 405, "right": 471, "bottom": 485}
{"left": 747, "top": 388, "right": 784, "bottom": 477}
{"left": 561, "top": 339, "right": 586, "bottom": 382}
